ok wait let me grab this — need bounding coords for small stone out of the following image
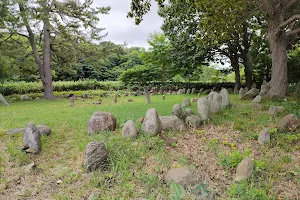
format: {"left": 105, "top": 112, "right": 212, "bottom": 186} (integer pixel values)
{"left": 186, "top": 89, "right": 191, "bottom": 95}
{"left": 252, "top": 95, "right": 262, "bottom": 103}
{"left": 185, "top": 115, "right": 201, "bottom": 129}
{"left": 122, "top": 120, "right": 138, "bottom": 138}
{"left": 164, "top": 167, "right": 197, "bottom": 188}
{"left": 88, "top": 112, "right": 117, "bottom": 134}
{"left": 142, "top": 108, "right": 162, "bottom": 136}
{"left": 20, "top": 94, "right": 30, "bottom": 101}
{"left": 24, "top": 123, "right": 41, "bottom": 154}
{"left": 181, "top": 98, "right": 191, "bottom": 108}
{"left": 84, "top": 142, "right": 108, "bottom": 172}
{"left": 24, "top": 163, "right": 36, "bottom": 172}
{"left": 278, "top": 114, "right": 300, "bottom": 132}
{"left": 128, "top": 99, "right": 134, "bottom": 102}
{"left": 235, "top": 157, "right": 253, "bottom": 181}
{"left": 268, "top": 105, "right": 278, "bottom": 116}
{"left": 172, "top": 104, "right": 184, "bottom": 119}
{"left": 82, "top": 93, "right": 88, "bottom": 99}
{"left": 36, "top": 125, "right": 51, "bottom": 136}
{"left": 184, "top": 108, "right": 193, "bottom": 116}
{"left": 258, "top": 128, "right": 270, "bottom": 144}
{"left": 35, "top": 97, "right": 40, "bottom": 100}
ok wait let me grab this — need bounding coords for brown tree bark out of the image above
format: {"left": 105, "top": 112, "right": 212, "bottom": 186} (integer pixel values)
{"left": 241, "top": 24, "right": 253, "bottom": 89}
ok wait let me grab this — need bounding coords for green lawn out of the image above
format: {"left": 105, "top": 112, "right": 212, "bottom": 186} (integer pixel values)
{"left": 0, "top": 92, "right": 299, "bottom": 199}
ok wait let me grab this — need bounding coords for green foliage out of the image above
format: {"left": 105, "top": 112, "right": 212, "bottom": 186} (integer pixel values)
{"left": 218, "top": 148, "right": 251, "bottom": 170}
{"left": 120, "top": 65, "right": 161, "bottom": 85}
{"left": 6, "top": 140, "right": 29, "bottom": 166}
{"left": 227, "top": 181, "right": 269, "bottom": 200}
{"left": 168, "top": 183, "right": 185, "bottom": 200}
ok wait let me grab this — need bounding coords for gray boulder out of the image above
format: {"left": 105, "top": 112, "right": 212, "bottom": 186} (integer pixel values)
{"left": 160, "top": 116, "right": 187, "bottom": 132}
{"left": 197, "top": 97, "right": 209, "bottom": 121}
{"left": 172, "top": 104, "right": 184, "bottom": 119}
{"left": 186, "top": 89, "right": 191, "bottom": 95}
{"left": 239, "top": 88, "right": 245, "bottom": 98}
{"left": 0, "top": 94, "right": 9, "bottom": 106}
{"left": 185, "top": 115, "right": 201, "bottom": 129}
{"left": 269, "top": 105, "right": 285, "bottom": 116}
{"left": 184, "top": 108, "right": 193, "bottom": 116}
{"left": 23, "top": 123, "right": 41, "bottom": 154}
{"left": 208, "top": 92, "right": 222, "bottom": 114}
{"left": 258, "top": 128, "right": 270, "bottom": 144}
{"left": 20, "top": 94, "right": 30, "bottom": 101}
{"left": 88, "top": 112, "right": 117, "bottom": 134}
{"left": 277, "top": 114, "right": 300, "bottom": 132}
{"left": 191, "top": 88, "right": 196, "bottom": 94}
{"left": 251, "top": 82, "right": 257, "bottom": 89}
{"left": 181, "top": 97, "right": 191, "bottom": 108}
{"left": 142, "top": 108, "right": 162, "bottom": 136}
{"left": 235, "top": 157, "right": 253, "bottom": 181}
{"left": 164, "top": 167, "right": 197, "bottom": 188}
{"left": 220, "top": 88, "right": 231, "bottom": 108}
{"left": 259, "top": 84, "right": 270, "bottom": 96}
{"left": 240, "top": 88, "right": 260, "bottom": 100}
{"left": 244, "top": 87, "right": 249, "bottom": 93}
{"left": 84, "top": 142, "right": 108, "bottom": 172}
{"left": 252, "top": 95, "right": 262, "bottom": 103}
{"left": 181, "top": 88, "right": 186, "bottom": 94}
{"left": 122, "top": 120, "right": 138, "bottom": 138}
{"left": 6, "top": 125, "right": 51, "bottom": 136}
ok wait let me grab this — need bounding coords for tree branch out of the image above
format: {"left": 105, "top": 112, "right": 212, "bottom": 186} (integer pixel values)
{"left": 279, "top": 14, "right": 300, "bottom": 29}
{"left": 286, "top": 27, "right": 300, "bottom": 37}
{"left": 283, "top": 0, "right": 299, "bottom": 12}
{"left": 17, "top": 32, "right": 29, "bottom": 39}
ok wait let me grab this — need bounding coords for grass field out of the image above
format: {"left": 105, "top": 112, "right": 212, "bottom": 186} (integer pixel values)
{"left": 0, "top": 92, "right": 299, "bottom": 199}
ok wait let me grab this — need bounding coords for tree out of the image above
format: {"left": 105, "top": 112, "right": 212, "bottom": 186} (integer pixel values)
{"left": 1, "top": 0, "right": 110, "bottom": 99}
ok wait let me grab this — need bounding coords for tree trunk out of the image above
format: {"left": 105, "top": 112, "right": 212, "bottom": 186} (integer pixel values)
{"left": 231, "top": 59, "right": 241, "bottom": 89}
{"left": 244, "top": 53, "right": 253, "bottom": 89}
{"left": 242, "top": 25, "right": 253, "bottom": 89}
{"left": 267, "top": 23, "right": 288, "bottom": 98}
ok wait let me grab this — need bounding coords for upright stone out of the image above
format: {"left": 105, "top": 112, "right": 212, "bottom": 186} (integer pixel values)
{"left": 24, "top": 123, "right": 41, "bottom": 154}
{"left": 88, "top": 112, "right": 117, "bottom": 134}
{"left": 191, "top": 88, "right": 196, "bottom": 94}
{"left": 142, "top": 108, "right": 162, "bottom": 136}
{"left": 144, "top": 86, "right": 151, "bottom": 104}
{"left": 252, "top": 95, "right": 262, "bottom": 103}
{"left": 172, "top": 104, "right": 184, "bottom": 119}
{"left": 235, "top": 157, "right": 253, "bottom": 181}
{"left": 244, "top": 87, "right": 249, "bottom": 93}
{"left": 181, "top": 97, "right": 191, "bottom": 108}
{"left": 259, "top": 84, "right": 270, "bottom": 96}
{"left": 258, "top": 128, "right": 270, "bottom": 144}
{"left": 186, "top": 89, "right": 191, "bottom": 95}
{"left": 197, "top": 97, "right": 209, "bottom": 121}
{"left": 220, "top": 88, "right": 231, "bottom": 108}
{"left": 0, "top": 94, "right": 9, "bottom": 106}
{"left": 239, "top": 88, "right": 245, "bottom": 98}
{"left": 113, "top": 93, "right": 118, "bottom": 103}
{"left": 208, "top": 92, "right": 222, "bottom": 114}
{"left": 199, "top": 88, "right": 203, "bottom": 93}
{"left": 181, "top": 88, "right": 186, "bottom": 94}
{"left": 69, "top": 94, "right": 75, "bottom": 107}
{"left": 177, "top": 89, "right": 182, "bottom": 95}
{"left": 122, "top": 120, "right": 138, "bottom": 138}
{"left": 84, "top": 142, "right": 108, "bottom": 172}
{"left": 251, "top": 82, "right": 257, "bottom": 89}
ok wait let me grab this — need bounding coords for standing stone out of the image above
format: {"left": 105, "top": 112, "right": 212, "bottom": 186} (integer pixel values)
{"left": 251, "top": 82, "right": 257, "bottom": 89}
{"left": 113, "top": 93, "right": 118, "bottom": 103}
{"left": 0, "top": 94, "right": 9, "bottom": 106}
{"left": 235, "top": 157, "right": 253, "bottom": 181}
{"left": 177, "top": 89, "right": 182, "bottom": 95}
{"left": 199, "top": 88, "right": 203, "bottom": 93}
{"left": 84, "top": 142, "right": 108, "bottom": 172}
{"left": 172, "top": 104, "right": 184, "bottom": 119}
{"left": 142, "top": 108, "right": 162, "bottom": 136}
{"left": 160, "top": 116, "right": 187, "bottom": 132}
{"left": 181, "top": 88, "right": 186, "bottom": 94}
{"left": 240, "top": 88, "right": 260, "bottom": 100}
{"left": 239, "top": 88, "right": 245, "bottom": 98}
{"left": 144, "top": 86, "right": 151, "bottom": 104}
{"left": 181, "top": 97, "right": 191, "bottom": 108}
{"left": 184, "top": 108, "right": 193, "bottom": 116}
{"left": 259, "top": 84, "right": 270, "bottom": 96}
{"left": 186, "top": 89, "right": 191, "bottom": 95}
{"left": 191, "top": 88, "right": 196, "bottom": 94}
{"left": 208, "top": 92, "right": 222, "bottom": 114}
{"left": 24, "top": 123, "right": 41, "bottom": 154}
{"left": 244, "top": 87, "right": 249, "bottom": 93}
{"left": 186, "top": 115, "right": 201, "bottom": 129}
{"left": 122, "top": 120, "right": 138, "bottom": 138}
{"left": 69, "top": 94, "right": 75, "bottom": 107}
{"left": 220, "top": 88, "right": 231, "bottom": 108}
{"left": 277, "top": 114, "right": 300, "bottom": 132}
{"left": 197, "top": 97, "right": 209, "bottom": 121}
{"left": 88, "top": 112, "right": 117, "bottom": 134}
{"left": 258, "top": 128, "right": 270, "bottom": 144}
{"left": 252, "top": 95, "right": 262, "bottom": 103}
{"left": 162, "top": 95, "right": 166, "bottom": 100}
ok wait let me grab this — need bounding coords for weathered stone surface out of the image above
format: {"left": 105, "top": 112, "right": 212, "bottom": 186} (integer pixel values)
{"left": 208, "top": 92, "right": 222, "bottom": 114}
{"left": 164, "top": 167, "right": 197, "bottom": 187}
{"left": 113, "top": 93, "right": 118, "bottom": 103}
{"left": 20, "top": 94, "right": 30, "bottom": 101}
{"left": 235, "top": 157, "right": 253, "bottom": 181}
{"left": 251, "top": 82, "right": 257, "bottom": 89}
{"left": 5, "top": 128, "right": 25, "bottom": 135}
{"left": 239, "top": 88, "right": 245, "bottom": 98}
{"left": 177, "top": 89, "right": 182, "bottom": 95}
{"left": 84, "top": 142, "right": 108, "bottom": 172}
{"left": 172, "top": 104, "right": 184, "bottom": 119}
{"left": 191, "top": 88, "right": 196, "bottom": 94}
{"left": 199, "top": 88, "right": 203, "bottom": 93}
{"left": 253, "top": 95, "right": 262, "bottom": 103}
{"left": 122, "top": 120, "right": 138, "bottom": 138}
{"left": 269, "top": 105, "right": 285, "bottom": 116}
{"left": 277, "top": 114, "right": 300, "bottom": 132}
{"left": 186, "top": 115, "right": 201, "bottom": 129}
{"left": 24, "top": 123, "right": 41, "bottom": 154}
{"left": 186, "top": 89, "right": 191, "bottom": 95}
{"left": 181, "top": 88, "right": 186, "bottom": 94}
{"left": 220, "top": 88, "right": 231, "bottom": 108}
{"left": 36, "top": 125, "right": 51, "bottom": 136}
{"left": 181, "top": 97, "right": 191, "bottom": 108}
{"left": 142, "top": 108, "right": 162, "bottom": 136}
{"left": 259, "top": 84, "right": 270, "bottom": 96}
{"left": 0, "top": 94, "right": 9, "bottom": 106}
{"left": 258, "top": 128, "right": 270, "bottom": 144}
{"left": 197, "top": 97, "right": 209, "bottom": 121}
{"left": 160, "top": 116, "right": 187, "bottom": 132}
{"left": 184, "top": 108, "right": 193, "bottom": 116}
{"left": 240, "top": 88, "right": 260, "bottom": 100}
{"left": 276, "top": 106, "right": 285, "bottom": 113}
{"left": 69, "top": 95, "right": 75, "bottom": 107}
{"left": 244, "top": 87, "right": 249, "bottom": 93}
{"left": 88, "top": 112, "right": 117, "bottom": 134}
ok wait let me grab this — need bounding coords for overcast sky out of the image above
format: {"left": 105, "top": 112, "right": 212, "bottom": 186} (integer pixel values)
{"left": 93, "top": 0, "right": 163, "bottom": 48}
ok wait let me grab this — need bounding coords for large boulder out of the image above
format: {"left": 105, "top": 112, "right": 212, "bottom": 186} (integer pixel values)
{"left": 235, "top": 157, "right": 253, "bottom": 181}
{"left": 240, "top": 88, "right": 260, "bottom": 100}
{"left": 181, "top": 97, "right": 191, "bottom": 108}
{"left": 142, "top": 108, "right": 162, "bottom": 136}
{"left": 197, "top": 97, "right": 209, "bottom": 121}
{"left": 83, "top": 142, "right": 108, "bottom": 172}
{"left": 220, "top": 88, "right": 231, "bottom": 108}
{"left": 122, "top": 120, "right": 138, "bottom": 138}
{"left": 160, "top": 116, "right": 187, "bottom": 132}
{"left": 23, "top": 123, "right": 41, "bottom": 154}
{"left": 277, "top": 114, "right": 300, "bottom": 132}
{"left": 185, "top": 115, "right": 201, "bottom": 129}
{"left": 172, "top": 104, "right": 184, "bottom": 119}
{"left": 164, "top": 167, "right": 197, "bottom": 188}
{"left": 88, "top": 112, "right": 117, "bottom": 134}
{"left": 0, "top": 94, "right": 9, "bottom": 106}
